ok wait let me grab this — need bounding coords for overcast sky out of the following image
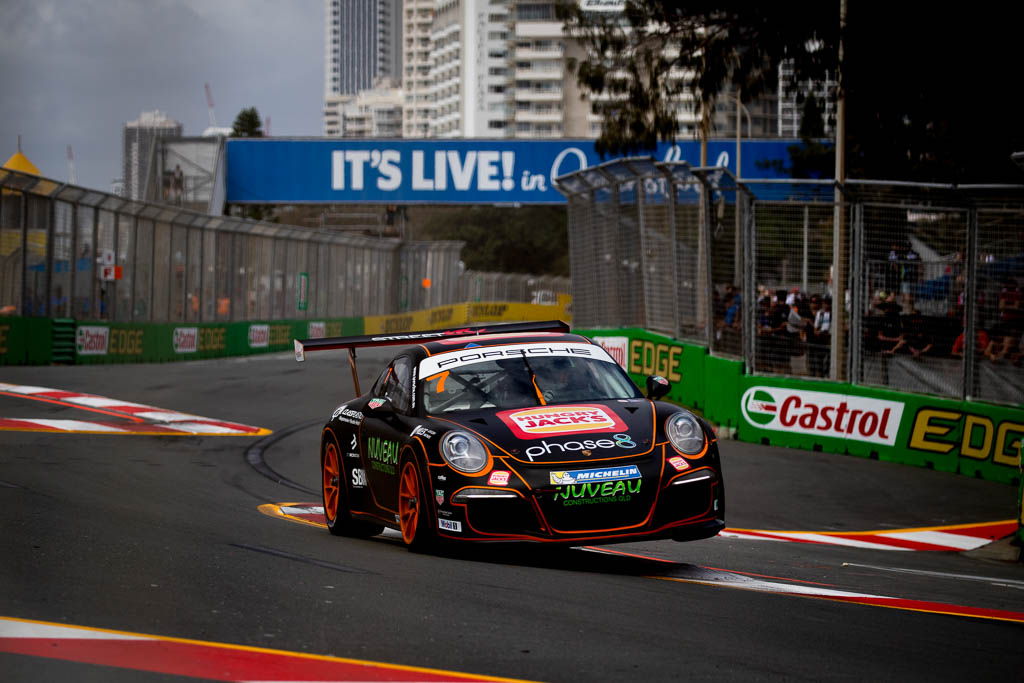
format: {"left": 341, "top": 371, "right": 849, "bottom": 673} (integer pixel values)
{"left": 0, "top": 0, "right": 323, "bottom": 192}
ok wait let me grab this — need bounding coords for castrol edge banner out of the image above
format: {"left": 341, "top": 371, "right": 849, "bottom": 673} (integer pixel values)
{"left": 741, "top": 386, "right": 904, "bottom": 446}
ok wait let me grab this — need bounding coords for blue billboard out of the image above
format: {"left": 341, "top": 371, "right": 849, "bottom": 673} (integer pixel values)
{"left": 225, "top": 138, "right": 804, "bottom": 205}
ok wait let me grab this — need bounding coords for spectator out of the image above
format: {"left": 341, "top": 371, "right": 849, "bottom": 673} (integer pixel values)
{"left": 886, "top": 242, "right": 903, "bottom": 293}
{"left": 808, "top": 296, "right": 831, "bottom": 377}
{"left": 896, "top": 310, "right": 934, "bottom": 358}
{"left": 951, "top": 329, "right": 990, "bottom": 358}
{"left": 986, "top": 281, "right": 1023, "bottom": 362}
{"left": 901, "top": 242, "right": 920, "bottom": 310}
{"left": 876, "top": 296, "right": 904, "bottom": 355}
{"left": 768, "top": 289, "right": 794, "bottom": 371}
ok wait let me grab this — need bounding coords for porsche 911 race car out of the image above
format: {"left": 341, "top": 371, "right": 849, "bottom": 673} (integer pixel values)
{"left": 294, "top": 321, "right": 724, "bottom": 550}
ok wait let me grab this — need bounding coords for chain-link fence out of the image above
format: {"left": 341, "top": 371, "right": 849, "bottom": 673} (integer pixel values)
{"left": 0, "top": 168, "right": 471, "bottom": 323}
{"left": 556, "top": 160, "right": 1024, "bottom": 406}
{"left": 459, "top": 271, "right": 570, "bottom": 305}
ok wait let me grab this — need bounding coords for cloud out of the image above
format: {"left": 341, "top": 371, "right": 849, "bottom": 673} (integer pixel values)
{"left": 0, "top": 0, "right": 322, "bottom": 191}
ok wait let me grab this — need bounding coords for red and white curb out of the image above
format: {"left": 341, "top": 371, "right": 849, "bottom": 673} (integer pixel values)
{"left": 581, "top": 547, "right": 1024, "bottom": 625}
{"left": 0, "top": 616, "right": 525, "bottom": 682}
{"left": 260, "top": 502, "right": 1016, "bottom": 554}
{"left": 0, "top": 383, "right": 270, "bottom": 436}
{"left": 721, "top": 521, "right": 1018, "bottom": 552}
{"left": 651, "top": 565, "right": 1024, "bottom": 624}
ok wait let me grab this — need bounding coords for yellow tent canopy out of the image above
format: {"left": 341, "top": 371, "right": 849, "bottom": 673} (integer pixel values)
{"left": 3, "top": 149, "right": 41, "bottom": 175}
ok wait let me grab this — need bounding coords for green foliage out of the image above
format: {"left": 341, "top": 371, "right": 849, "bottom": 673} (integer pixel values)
{"left": 559, "top": 1, "right": 836, "bottom": 157}
{"left": 417, "top": 206, "right": 568, "bottom": 276}
{"left": 229, "top": 107, "right": 272, "bottom": 219}
{"left": 561, "top": 1, "right": 1024, "bottom": 182}
{"left": 230, "top": 107, "right": 263, "bottom": 138}
{"left": 757, "top": 95, "right": 834, "bottom": 179}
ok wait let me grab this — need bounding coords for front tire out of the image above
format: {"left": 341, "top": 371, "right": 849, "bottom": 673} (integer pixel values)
{"left": 322, "top": 431, "right": 383, "bottom": 538}
{"left": 398, "top": 454, "right": 435, "bottom": 552}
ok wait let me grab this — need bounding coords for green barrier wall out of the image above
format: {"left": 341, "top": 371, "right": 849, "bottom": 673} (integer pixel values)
{"left": 71, "top": 318, "right": 363, "bottom": 364}
{"left": 580, "top": 327, "right": 1023, "bottom": 488}
{"left": 0, "top": 317, "right": 53, "bottom": 365}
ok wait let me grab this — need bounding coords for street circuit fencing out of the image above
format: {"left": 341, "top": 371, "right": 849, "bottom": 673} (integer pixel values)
{"left": 0, "top": 168, "right": 566, "bottom": 327}
{"left": 555, "top": 159, "right": 1024, "bottom": 406}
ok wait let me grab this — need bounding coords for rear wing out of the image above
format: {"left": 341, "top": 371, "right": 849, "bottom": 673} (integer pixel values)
{"left": 294, "top": 320, "right": 571, "bottom": 395}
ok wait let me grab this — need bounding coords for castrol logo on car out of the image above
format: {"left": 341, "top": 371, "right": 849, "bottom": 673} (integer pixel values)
{"left": 76, "top": 326, "right": 109, "bottom": 355}
{"left": 498, "top": 404, "right": 627, "bottom": 440}
{"left": 740, "top": 386, "right": 904, "bottom": 446}
{"left": 248, "top": 324, "right": 269, "bottom": 348}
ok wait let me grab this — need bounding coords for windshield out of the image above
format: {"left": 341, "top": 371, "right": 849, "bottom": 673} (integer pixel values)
{"left": 419, "top": 345, "right": 641, "bottom": 414}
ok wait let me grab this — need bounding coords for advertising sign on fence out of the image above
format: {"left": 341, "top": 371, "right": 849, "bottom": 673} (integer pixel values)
{"left": 226, "top": 139, "right": 799, "bottom": 205}
{"left": 76, "top": 326, "right": 109, "bottom": 355}
{"left": 248, "top": 324, "right": 269, "bottom": 349}
{"left": 740, "top": 386, "right": 904, "bottom": 447}
{"left": 172, "top": 327, "right": 198, "bottom": 354}
{"left": 579, "top": 326, "right": 1022, "bottom": 486}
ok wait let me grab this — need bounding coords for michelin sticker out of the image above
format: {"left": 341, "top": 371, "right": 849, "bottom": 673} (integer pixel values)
{"left": 550, "top": 465, "right": 641, "bottom": 486}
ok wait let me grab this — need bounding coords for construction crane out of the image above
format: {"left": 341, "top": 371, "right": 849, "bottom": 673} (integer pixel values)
{"left": 202, "top": 83, "right": 232, "bottom": 137}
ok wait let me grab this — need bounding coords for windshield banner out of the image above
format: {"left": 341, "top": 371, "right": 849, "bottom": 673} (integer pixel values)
{"left": 417, "top": 342, "right": 615, "bottom": 378}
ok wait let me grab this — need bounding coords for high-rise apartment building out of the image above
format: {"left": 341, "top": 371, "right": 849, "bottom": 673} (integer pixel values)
{"left": 777, "top": 61, "right": 835, "bottom": 137}
{"left": 122, "top": 110, "right": 183, "bottom": 201}
{"left": 324, "top": 0, "right": 403, "bottom": 132}
{"left": 333, "top": 1, "right": 809, "bottom": 142}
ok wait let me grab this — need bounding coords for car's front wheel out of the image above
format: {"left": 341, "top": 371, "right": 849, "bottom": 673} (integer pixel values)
{"left": 322, "top": 431, "right": 383, "bottom": 538}
{"left": 398, "top": 455, "right": 435, "bottom": 552}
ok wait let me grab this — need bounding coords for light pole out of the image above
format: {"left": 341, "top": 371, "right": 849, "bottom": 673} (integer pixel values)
{"left": 719, "top": 92, "right": 752, "bottom": 178}
{"left": 719, "top": 92, "right": 752, "bottom": 303}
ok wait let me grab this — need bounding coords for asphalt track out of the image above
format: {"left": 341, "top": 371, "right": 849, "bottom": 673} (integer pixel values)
{"left": 1, "top": 350, "right": 1023, "bottom": 682}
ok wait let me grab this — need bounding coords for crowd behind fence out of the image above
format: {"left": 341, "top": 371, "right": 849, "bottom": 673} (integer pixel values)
{"left": 0, "top": 169, "right": 569, "bottom": 327}
{"left": 556, "top": 159, "right": 1024, "bottom": 407}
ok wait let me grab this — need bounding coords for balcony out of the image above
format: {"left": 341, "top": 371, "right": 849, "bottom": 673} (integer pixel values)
{"left": 514, "top": 89, "right": 562, "bottom": 102}
{"left": 514, "top": 109, "right": 563, "bottom": 123}
{"left": 514, "top": 67, "right": 564, "bottom": 81}
{"left": 515, "top": 21, "right": 563, "bottom": 39}
{"left": 515, "top": 46, "right": 564, "bottom": 60}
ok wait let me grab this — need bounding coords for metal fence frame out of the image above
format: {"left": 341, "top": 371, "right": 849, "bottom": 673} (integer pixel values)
{"left": 0, "top": 167, "right": 460, "bottom": 323}
{"left": 556, "top": 159, "right": 1024, "bottom": 407}
{"left": 1, "top": 168, "right": 567, "bottom": 325}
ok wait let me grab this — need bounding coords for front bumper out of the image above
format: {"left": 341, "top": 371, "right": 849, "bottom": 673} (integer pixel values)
{"left": 440, "top": 464, "right": 724, "bottom": 545}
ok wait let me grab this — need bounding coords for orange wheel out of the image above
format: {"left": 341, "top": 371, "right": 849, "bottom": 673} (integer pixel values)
{"left": 398, "top": 456, "right": 435, "bottom": 551}
{"left": 398, "top": 460, "right": 421, "bottom": 545}
{"left": 322, "top": 442, "right": 341, "bottom": 526}
{"left": 321, "top": 431, "right": 384, "bottom": 539}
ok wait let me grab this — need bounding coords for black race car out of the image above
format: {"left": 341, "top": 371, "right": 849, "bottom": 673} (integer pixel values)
{"left": 295, "top": 321, "right": 724, "bottom": 550}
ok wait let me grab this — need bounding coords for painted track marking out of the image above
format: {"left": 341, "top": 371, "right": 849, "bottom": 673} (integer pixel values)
{"left": 0, "top": 382, "right": 270, "bottom": 436}
{"left": 260, "top": 502, "right": 1016, "bottom": 553}
{"left": 0, "top": 616, "right": 531, "bottom": 682}
{"left": 261, "top": 502, "right": 1024, "bottom": 625}
{"left": 721, "top": 520, "right": 1018, "bottom": 552}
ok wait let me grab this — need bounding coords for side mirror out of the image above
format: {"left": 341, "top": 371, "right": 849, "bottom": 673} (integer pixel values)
{"left": 646, "top": 375, "right": 671, "bottom": 400}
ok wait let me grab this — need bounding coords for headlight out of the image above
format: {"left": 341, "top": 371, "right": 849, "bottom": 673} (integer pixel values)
{"left": 666, "top": 412, "right": 706, "bottom": 456}
{"left": 440, "top": 431, "right": 489, "bottom": 473}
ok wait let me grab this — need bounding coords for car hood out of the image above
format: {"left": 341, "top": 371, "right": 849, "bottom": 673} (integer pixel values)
{"left": 441, "top": 399, "right": 657, "bottom": 464}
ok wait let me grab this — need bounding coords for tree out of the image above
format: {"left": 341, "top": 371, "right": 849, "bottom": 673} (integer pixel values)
{"left": 231, "top": 107, "right": 263, "bottom": 138}
{"left": 417, "top": 206, "right": 568, "bottom": 277}
{"left": 229, "top": 107, "right": 272, "bottom": 220}
{"left": 561, "top": 1, "right": 1024, "bottom": 183}
{"left": 558, "top": 1, "right": 836, "bottom": 157}
{"left": 757, "top": 94, "right": 834, "bottom": 179}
